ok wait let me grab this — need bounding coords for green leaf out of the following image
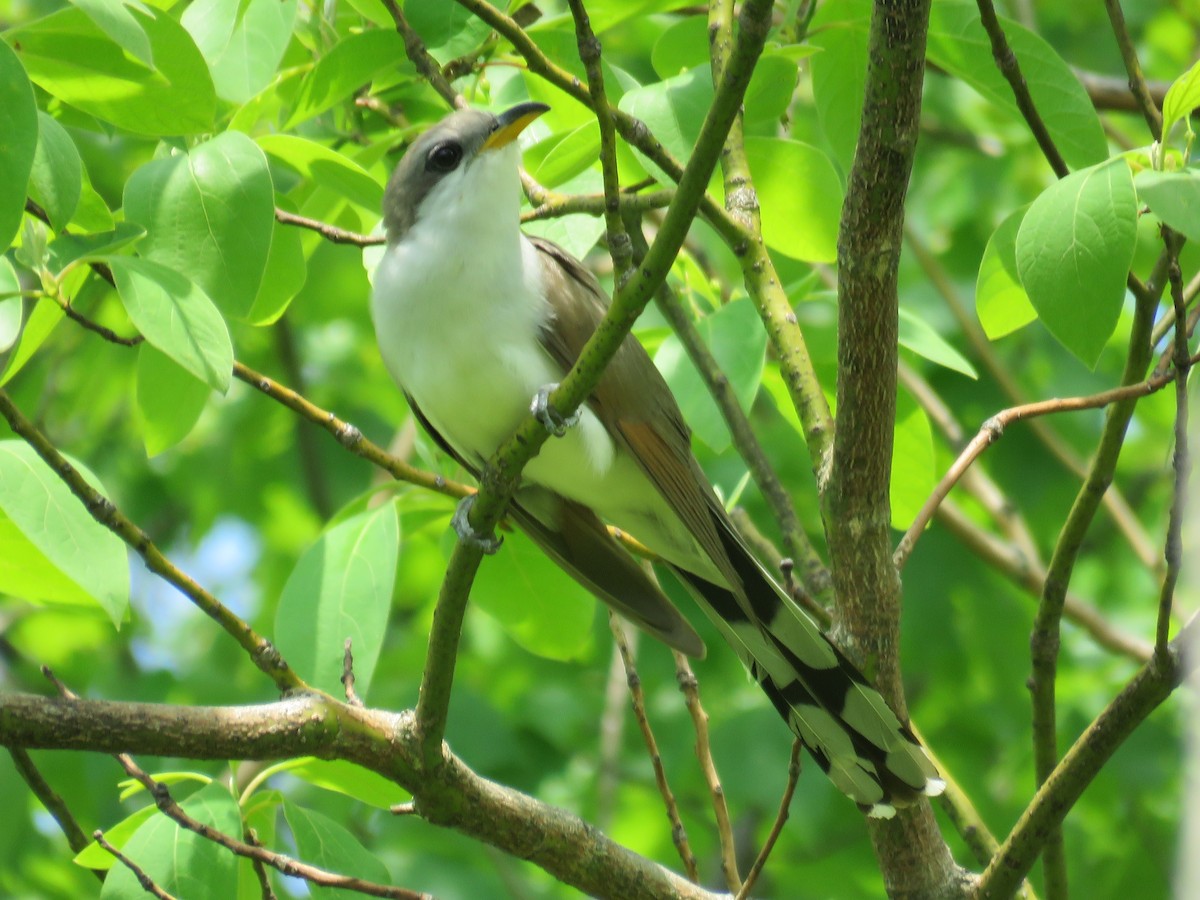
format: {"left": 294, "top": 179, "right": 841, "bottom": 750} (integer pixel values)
{"left": 899, "top": 308, "right": 978, "bottom": 378}
{"left": 47, "top": 222, "right": 146, "bottom": 275}
{"left": 71, "top": 0, "right": 154, "bottom": 67}
{"left": 73, "top": 805, "right": 157, "bottom": 870}
{"left": 470, "top": 528, "right": 595, "bottom": 661}
{"left": 135, "top": 345, "right": 211, "bottom": 457}
{"left": 1135, "top": 169, "right": 1200, "bottom": 243}
{"left": 744, "top": 137, "right": 842, "bottom": 263}
{"left": 651, "top": 15, "right": 709, "bottom": 78}
{"left": 124, "top": 132, "right": 274, "bottom": 320}
{"left": 6, "top": 6, "right": 216, "bottom": 136}
{"left": 0, "top": 38, "right": 38, "bottom": 250}
{"left": 286, "top": 29, "right": 405, "bottom": 129}
{"left": 257, "top": 134, "right": 384, "bottom": 212}
{"left": 0, "top": 257, "right": 20, "bottom": 353}
{"left": 282, "top": 800, "right": 392, "bottom": 896}
{"left": 618, "top": 59, "right": 799, "bottom": 184}
{"left": 1015, "top": 159, "right": 1137, "bottom": 367}
{"left": 104, "top": 256, "right": 234, "bottom": 393}
{"left": 526, "top": 122, "right": 602, "bottom": 189}
{"left": 0, "top": 440, "right": 130, "bottom": 625}
{"left": 181, "top": 0, "right": 298, "bottom": 104}
{"left": 274, "top": 503, "right": 399, "bottom": 696}
{"left": 404, "top": 0, "right": 492, "bottom": 60}
{"left": 1162, "top": 57, "right": 1200, "bottom": 142}
{"left": 0, "top": 512, "right": 96, "bottom": 608}
{"left": 890, "top": 388, "right": 934, "bottom": 530}
{"left": 28, "top": 113, "right": 82, "bottom": 231}
{"left": 926, "top": 1, "right": 1108, "bottom": 170}
{"left": 809, "top": 21, "right": 868, "bottom": 172}
{"left": 99, "top": 783, "right": 240, "bottom": 900}
{"left": 245, "top": 219, "right": 308, "bottom": 325}
{"left": 976, "top": 204, "right": 1037, "bottom": 339}
{"left": 0, "top": 289, "right": 65, "bottom": 386}
{"left": 284, "top": 758, "right": 408, "bottom": 809}
{"left": 654, "top": 297, "right": 768, "bottom": 452}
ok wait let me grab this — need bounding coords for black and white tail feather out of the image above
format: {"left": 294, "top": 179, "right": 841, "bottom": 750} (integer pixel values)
{"left": 673, "top": 519, "right": 944, "bottom": 816}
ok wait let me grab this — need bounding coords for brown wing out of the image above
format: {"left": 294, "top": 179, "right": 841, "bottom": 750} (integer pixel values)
{"left": 404, "top": 391, "right": 705, "bottom": 657}
{"left": 529, "top": 235, "right": 745, "bottom": 596}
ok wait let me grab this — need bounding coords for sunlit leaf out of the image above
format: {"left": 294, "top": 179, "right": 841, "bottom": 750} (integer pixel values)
{"left": 0, "top": 39, "right": 38, "bottom": 250}
{"left": 135, "top": 345, "right": 211, "bottom": 457}
{"left": 124, "top": 132, "right": 274, "bottom": 320}
{"left": 1136, "top": 169, "right": 1200, "bottom": 243}
{"left": 28, "top": 113, "right": 82, "bottom": 231}
{"left": 654, "top": 297, "right": 768, "bottom": 452}
{"left": 0, "top": 440, "right": 129, "bottom": 625}
{"left": 976, "top": 204, "right": 1036, "bottom": 339}
{"left": 6, "top": 6, "right": 216, "bottom": 136}
{"left": 274, "top": 503, "right": 400, "bottom": 696}
{"left": 470, "top": 529, "right": 595, "bottom": 662}
{"left": 1016, "top": 159, "right": 1137, "bottom": 367}
{"left": 104, "top": 256, "right": 234, "bottom": 393}
{"left": 98, "top": 783, "right": 240, "bottom": 899}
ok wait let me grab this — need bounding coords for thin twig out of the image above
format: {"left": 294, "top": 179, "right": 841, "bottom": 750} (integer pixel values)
{"left": 1101, "top": 0, "right": 1163, "bottom": 139}
{"left": 673, "top": 652, "right": 740, "bottom": 893}
{"left": 521, "top": 188, "right": 673, "bottom": 224}
{"left": 979, "top": 620, "right": 1194, "bottom": 898}
{"left": 244, "top": 829, "right": 280, "bottom": 900}
{"left": 610, "top": 614, "right": 699, "bottom": 882}
{"left": 0, "top": 392, "right": 300, "bottom": 692}
{"left": 895, "top": 353, "right": 1197, "bottom": 567}
{"left": 1028, "top": 272, "right": 1163, "bottom": 900}
{"left": 734, "top": 740, "right": 801, "bottom": 900}
{"left": 274, "top": 209, "right": 381, "bottom": 246}
{"left": 94, "top": 830, "right": 179, "bottom": 900}
{"left": 381, "top": 0, "right": 466, "bottom": 109}
{"left": 904, "top": 224, "right": 1162, "bottom": 572}
{"left": 8, "top": 748, "right": 96, "bottom": 860}
{"left": 1156, "top": 237, "right": 1191, "bottom": 654}
{"left": 232, "top": 362, "right": 469, "bottom": 502}
{"left": 973, "top": 0, "right": 1068, "bottom": 177}
{"left": 342, "top": 638, "right": 363, "bottom": 707}
{"left": 112, "top": 755, "right": 431, "bottom": 900}
{"left": 566, "top": 0, "right": 632, "bottom": 281}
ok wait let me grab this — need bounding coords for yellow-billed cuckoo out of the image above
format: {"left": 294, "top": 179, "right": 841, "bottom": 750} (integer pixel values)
{"left": 372, "top": 102, "right": 944, "bottom": 816}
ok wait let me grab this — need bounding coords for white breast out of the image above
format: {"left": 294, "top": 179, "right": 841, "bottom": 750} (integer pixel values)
{"left": 370, "top": 147, "right": 617, "bottom": 490}
{"left": 370, "top": 147, "right": 713, "bottom": 575}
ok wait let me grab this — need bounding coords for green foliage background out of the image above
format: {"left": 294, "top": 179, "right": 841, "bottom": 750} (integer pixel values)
{"left": 0, "top": 0, "right": 1195, "bottom": 897}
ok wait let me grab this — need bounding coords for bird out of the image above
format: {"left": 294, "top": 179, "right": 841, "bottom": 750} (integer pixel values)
{"left": 371, "top": 102, "right": 944, "bottom": 817}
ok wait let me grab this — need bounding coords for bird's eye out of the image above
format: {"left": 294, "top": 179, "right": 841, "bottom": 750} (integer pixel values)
{"left": 426, "top": 142, "right": 463, "bottom": 173}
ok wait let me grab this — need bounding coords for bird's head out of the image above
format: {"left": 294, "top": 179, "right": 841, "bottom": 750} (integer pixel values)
{"left": 382, "top": 102, "right": 549, "bottom": 244}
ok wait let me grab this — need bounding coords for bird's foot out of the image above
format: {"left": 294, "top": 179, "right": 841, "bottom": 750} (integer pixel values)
{"left": 451, "top": 494, "right": 503, "bottom": 554}
{"left": 531, "top": 383, "right": 580, "bottom": 437}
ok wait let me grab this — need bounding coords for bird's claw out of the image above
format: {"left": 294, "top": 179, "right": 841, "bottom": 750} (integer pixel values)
{"left": 531, "top": 383, "right": 580, "bottom": 437}
{"left": 451, "top": 494, "right": 503, "bottom": 554}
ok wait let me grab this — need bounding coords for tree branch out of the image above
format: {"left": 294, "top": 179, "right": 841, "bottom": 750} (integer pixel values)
{"left": 978, "top": 620, "right": 1194, "bottom": 897}
{"left": 824, "top": 0, "right": 961, "bottom": 892}
{"left": 0, "top": 692, "right": 723, "bottom": 900}
{"left": 0, "top": 391, "right": 301, "bottom": 694}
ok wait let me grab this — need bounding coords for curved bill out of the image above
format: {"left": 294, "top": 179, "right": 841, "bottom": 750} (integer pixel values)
{"left": 481, "top": 102, "right": 551, "bottom": 152}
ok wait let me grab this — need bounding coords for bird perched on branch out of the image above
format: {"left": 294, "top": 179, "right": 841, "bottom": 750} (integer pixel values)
{"left": 371, "top": 102, "right": 944, "bottom": 816}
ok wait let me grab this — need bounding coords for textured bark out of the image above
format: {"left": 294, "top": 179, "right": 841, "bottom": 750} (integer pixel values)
{"left": 825, "top": 0, "right": 964, "bottom": 895}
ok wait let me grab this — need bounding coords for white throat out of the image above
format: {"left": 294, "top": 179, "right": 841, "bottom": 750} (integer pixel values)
{"left": 370, "top": 143, "right": 554, "bottom": 464}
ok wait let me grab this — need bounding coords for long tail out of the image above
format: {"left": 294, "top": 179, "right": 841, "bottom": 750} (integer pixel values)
{"left": 673, "top": 521, "right": 944, "bottom": 817}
